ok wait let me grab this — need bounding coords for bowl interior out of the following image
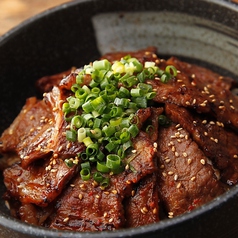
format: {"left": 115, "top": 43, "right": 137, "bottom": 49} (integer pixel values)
{"left": 0, "top": 0, "right": 238, "bottom": 237}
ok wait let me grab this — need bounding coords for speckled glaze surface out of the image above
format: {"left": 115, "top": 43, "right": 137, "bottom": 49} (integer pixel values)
{"left": 0, "top": 0, "right": 238, "bottom": 237}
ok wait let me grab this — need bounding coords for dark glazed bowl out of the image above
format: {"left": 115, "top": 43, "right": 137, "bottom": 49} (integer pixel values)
{"left": 0, "top": 0, "right": 238, "bottom": 237}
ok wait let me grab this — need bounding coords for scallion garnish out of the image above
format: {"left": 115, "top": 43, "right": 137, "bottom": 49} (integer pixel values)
{"left": 63, "top": 54, "right": 177, "bottom": 184}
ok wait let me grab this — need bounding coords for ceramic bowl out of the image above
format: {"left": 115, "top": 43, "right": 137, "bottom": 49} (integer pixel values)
{"left": 0, "top": 0, "right": 238, "bottom": 237}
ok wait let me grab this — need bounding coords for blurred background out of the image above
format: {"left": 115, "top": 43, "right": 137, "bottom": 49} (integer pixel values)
{"left": 0, "top": 0, "right": 71, "bottom": 36}
{"left": 0, "top": 0, "right": 238, "bottom": 36}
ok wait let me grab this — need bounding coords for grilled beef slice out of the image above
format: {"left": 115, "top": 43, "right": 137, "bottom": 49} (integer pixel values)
{"left": 157, "top": 123, "right": 227, "bottom": 217}
{"left": 49, "top": 132, "right": 157, "bottom": 231}
{"left": 0, "top": 86, "right": 84, "bottom": 168}
{"left": 165, "top": 103, "right": 238, "bottom": 185}
{"left": 3, "top": 156, "right": 78, "bottom": 207}
{"left": 166, "top": 57, "right": 238, "bottom": 130}
{"left": 124, "top": 173, "right": 159, "bottom": 227}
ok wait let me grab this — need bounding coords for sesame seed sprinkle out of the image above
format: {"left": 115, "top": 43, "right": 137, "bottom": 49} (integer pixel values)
{"left": 63, "top": 217, "right": 69, "bottom": 223}
{"left": 153, "top": 208, "right": 157, "bottom": 214}
{"left": 188, "top": 158, "right": 192, "bottom": 164}
{"left": 141, "top": 207, "right": 148, "bottom": 214}
{"left": 200, "top": 159, "right": 206, "bottom": 165}
{"left": 104, "top": 212, "right": 108, "bottom": 218}
{"left": 183, "top": 152, "right": 188, "bottom": 157}
{"left": 177, "top": 182, "right": 181, "bottom": 189}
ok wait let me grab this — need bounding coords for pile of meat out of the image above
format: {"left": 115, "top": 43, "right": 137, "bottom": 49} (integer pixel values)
{"left": 0, "top": 47, "right": 238, "bottom": 232}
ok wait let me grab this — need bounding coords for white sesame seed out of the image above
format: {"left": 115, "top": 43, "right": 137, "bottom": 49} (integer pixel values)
{"left": 177, "top": 182, "right": 181, "bottom": 189}
{"left": 165, "top": 159, "right": 171, "bottom": 164}
{"left": 153, "top": 208, "right": 157, "bottom": 214}
{"left": 183, "top": 152, "right": 188, "bottom": 157}
{"left": 188, "top": 158, "right": 192, "bottom": 164}
{"left": 141, "top": 207, "right": 148, "bottom": 214}
{"left": 200, "top": 159, "right": 206, "bottom": 165}
{"left": 63, "top": 217, "right": 69, "bottom": 223}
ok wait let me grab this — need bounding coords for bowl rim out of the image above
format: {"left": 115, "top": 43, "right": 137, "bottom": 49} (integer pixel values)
{"left": 1, "top": 0, "right": 238, "bottom": 237}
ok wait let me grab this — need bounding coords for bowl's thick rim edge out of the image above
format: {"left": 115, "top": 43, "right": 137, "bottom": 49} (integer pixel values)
{"left": 0, "top": 0, "right": 238, "bottom": 237}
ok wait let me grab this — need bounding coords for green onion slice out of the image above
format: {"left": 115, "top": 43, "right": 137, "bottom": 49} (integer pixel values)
{"left": 62, "top": 55, "right": 177, "bottom": 186}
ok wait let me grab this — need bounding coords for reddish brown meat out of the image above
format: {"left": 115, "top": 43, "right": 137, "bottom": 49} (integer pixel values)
{"left": 124, "top": 173, "right": 159, "bottom": 227}
{"left": 165, "top": 57, "right": 238, "bottom": 129}
{"left": 165, "top": 103, "right": 238, "bottom": 185}
{"left": 49, "top": 132, "right": 157, "bottom": 231}
{"left": 1, "top": 47, "right": 238, "bottom": 232}
{"left": 0, "top": 86, "right": 85, "bottom": 168}
{"left": 101, "top": 46, "right": 159, "bottom": 64}
{"left": 36, "top": 68, "right": 74, "bottom": 93}
{"left": 157, "top": 123, "right": 226, "bottom": 217}
{"left": 3, "top": 156, "right": 78, "bottom": 207}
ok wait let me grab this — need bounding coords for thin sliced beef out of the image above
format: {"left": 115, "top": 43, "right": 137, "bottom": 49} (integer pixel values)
{"left": 148, "top": 71, "right": 212, "bottom": 114}
{"left": 18, "top": 203, "right": 54, "bottom": 226}
{"left": 0, "top": 86, "right": 84, "bottom": 168}
{"left": 3, "top": 156, "right": 78, "bottom": 207}
{"left": 0, "top": 97, "right": 53, "bottom": 167}
{"left": 166, "top": 57, "right": 238, "bottom": 130}
{"left": 101, "top": 46, "right": 159, "bottom": 64}
{"left": 49, "top": 132, "right": 157, "bottom": 231}
{"left": 165, "top": 103, "right": 238, "bottom": 185}
{"left": 157, "top": 123, "right": 227, "bottom": 217}
{"left": 124, "top": 173, "right": 159, "bottom": 227}
{"left": 36, "top": 68, "right": 74, "bottom": 93}
{"left": 49, "top": 173, "right": 124, "bottom": 231}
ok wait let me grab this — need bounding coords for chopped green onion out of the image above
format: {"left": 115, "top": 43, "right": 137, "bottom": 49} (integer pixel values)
{"left": 64, "top": 158, "right": 74, "bottom": 168}
{"left": 86, "top": 143, "right": 99, "bottom": 156}
{"left": 62, "top": 53, "right": 177, "bottom": 186}
{"left": 109, "top": 117, "right": 122, "bottom": 127}
{"left": 165, "top": 65, "right": 177, "bottom": 77}
{"left": 71, "top": 115, "right": 84, "bottom": 128}
{"left": 93, "top": 172, "right": 104, "bottom": 183}
{"left": 82, "top": 136, "right": 93, "bottom": 147}
{"left": 128, "top": 124, "right": 139, "bottom": 138}
{"left": 81, "top": 161, "right": 90, "bottom": 169}
{"left": 66, "top": 130, "right": 77, "bottom": 142}
{"left": 130, "top": 88, "right": 142, "bottom": 97}
{"left": 160, "top": 72, "right": 171, "bottom": 83}
{"left": 100, "top": 177, "right": 110, "bottom": 188}
{"left": 80, "top": 168, "right": 91, "bottom": 181}
{"left": 68, "top": 97, "right": 81, "bottom": 109}
{"left": 97, "top": 161, "right": 110, "bottom": 173}
{"left": 93, "top": 59, "right": 111, "bottom": 71}
{"left": 77, "top": 128, "right": 86, "bottom": 142}
{"left": 90, "top": 128, "right": 102, "bottom": 139}
{"left": 114, "top": 97, "right": 129, "bottom": 108}
{"left": 106, "top": 154, "right": 121, "bottom": 170}
{"left": 158, "top": 114, "right": 171, "bottom": 127}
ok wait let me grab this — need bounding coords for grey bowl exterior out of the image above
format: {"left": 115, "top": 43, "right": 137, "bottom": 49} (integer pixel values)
{"left": 0, "top": 0, "right": 238, "bottom": 237}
